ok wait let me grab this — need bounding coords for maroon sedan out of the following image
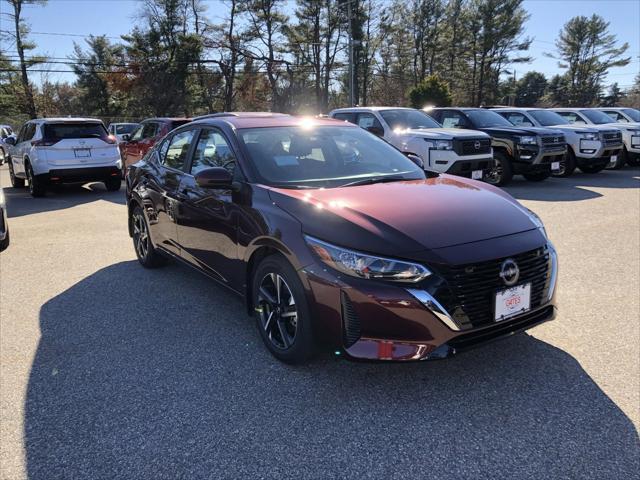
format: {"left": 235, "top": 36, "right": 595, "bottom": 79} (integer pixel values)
{"left": 125, "top": 113, "right": 558, "bottom": 363}
{"left": 120, "top": 117, "right": 190, "bottom": 172}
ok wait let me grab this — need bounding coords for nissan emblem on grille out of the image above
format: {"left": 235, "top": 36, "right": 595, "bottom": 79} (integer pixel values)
{"left": 474, "top": 140, "right": 481, "bottom": 149}
{"left": 499, "top": 259, "right": 520, "bottom": 286}
{"left": 553, "top": 137, "right": 558, "bottom": 143}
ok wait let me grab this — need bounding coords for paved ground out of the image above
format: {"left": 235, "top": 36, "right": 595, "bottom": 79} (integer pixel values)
{"left": 1, "top": 165, "right": 638, "bottom": 479}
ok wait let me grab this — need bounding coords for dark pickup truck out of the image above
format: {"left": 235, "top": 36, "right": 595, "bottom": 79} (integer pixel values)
{"left": 427, "top": 107, "right": 567, "bottom": 186}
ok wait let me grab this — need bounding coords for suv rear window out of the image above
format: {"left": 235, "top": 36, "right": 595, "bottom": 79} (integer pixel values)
{"left": 43, "top": 123, "right": 108, "bottom": 141}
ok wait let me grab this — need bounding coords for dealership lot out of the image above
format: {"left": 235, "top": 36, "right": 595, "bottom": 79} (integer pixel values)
{"left": 0, "top": 165, "right": 638, "bottom": 478}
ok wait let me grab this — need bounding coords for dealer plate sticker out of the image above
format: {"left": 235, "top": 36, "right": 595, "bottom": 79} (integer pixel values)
{"left": 551, "top": 161, "right": 560, "bottom": 171}
{"left": 495, "top": 283, "right": 531, "bottom": 322}
{"left": 609, "top": 155, "right": 617, "bottom": 164}
{"left": 74, "top": 148, "right": 91, "bottom": 158}
{"left": 472, "top": 170, "right": 483, "bottom": 180}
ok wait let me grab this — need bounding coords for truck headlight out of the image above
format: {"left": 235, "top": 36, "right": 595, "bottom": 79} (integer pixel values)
{"left": 425, "top": 139, "right": 453, "bottom": 150}
{"left": 305, "top": 236, "right": 431, "bottom": 283}
{"left": 578, "top": 132, "right": 599, "bottom": 141}
{"left": 625, "top": 128, "right": 640, "bottom": 135}
{"left": 518, "top": 136, "right": 537, "bottom": 145}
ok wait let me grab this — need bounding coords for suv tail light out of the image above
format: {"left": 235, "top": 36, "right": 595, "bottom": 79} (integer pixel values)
{"left": 31, "top": 139, "right": 58, "bottom": 147}
{"left": 105, "top": 135, "right": 118, "bottom": 144}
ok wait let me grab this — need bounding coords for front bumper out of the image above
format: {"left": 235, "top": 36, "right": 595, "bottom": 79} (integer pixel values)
{"left": 302, "top": 235, "right": 558, "bottom": 362}
{"left": 443, "top": 156, "right": 494, "bottom": 178}
{"left": 35, "top": 166, "right": 122, "bottom": 184}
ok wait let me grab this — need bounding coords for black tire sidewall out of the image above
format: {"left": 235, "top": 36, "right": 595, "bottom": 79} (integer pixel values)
{"left": 131, "top": 205, "right": 166, "bottom": 268}
{"left": 487, "top": 151, "right": 514, "bottom": 186}
{"left": 251, "top": 255, "right": 315, "bottom": 364}
{"left": 553, "top": 150, "right": 576, "bottom": 178}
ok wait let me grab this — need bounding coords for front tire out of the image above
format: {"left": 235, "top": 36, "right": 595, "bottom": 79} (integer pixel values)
{"left": 621, "top": 147, "right": 639, "bottom": 167}
{"left": 8, "top": 160, "right": 25, "bottom": 188}
{"left": 485, "top": 151, "right": 514, "bottom": 186}
{"left": 104, "top": 177, "right": 122, "bottom": 192}
{"left": 26, "top": 162, "right": 46, "bottom": 197}
{"left": 131, "top": 205, "right": 167, "bottom": 268}
{"left": 251, "top": 255, "right": 315, "bottom": 364}
{"left": 552, "top": 150, "right": 576, "bottom": 178}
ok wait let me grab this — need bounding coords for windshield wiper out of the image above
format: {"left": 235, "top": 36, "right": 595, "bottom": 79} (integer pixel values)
{"left": 340, "top": 175, "right": 414, "bottom": 188}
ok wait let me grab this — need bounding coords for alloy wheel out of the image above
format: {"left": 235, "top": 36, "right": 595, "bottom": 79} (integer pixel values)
{"left": 132, "top": 212, "right": 149, "bottom": 260}
{"left": 257, "top": 273, "right": 298, "bottom": 350}
{"left": 485, "top": 159, "right": 503, "bottom": 185}
{"left": 555, "top": 158, "right": 566, "bottom": 176}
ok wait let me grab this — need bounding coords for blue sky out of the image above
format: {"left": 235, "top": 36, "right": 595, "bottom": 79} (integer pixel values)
{"left": 1, "top": 0, "right": 638, "bottom": 89}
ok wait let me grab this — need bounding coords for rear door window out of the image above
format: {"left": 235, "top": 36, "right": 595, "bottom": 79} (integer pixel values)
{"left": 43, "top": 123, "right": 108, "bottom": 141}
{"left": 332, "top": 112, "right": 356, "bottom": 124}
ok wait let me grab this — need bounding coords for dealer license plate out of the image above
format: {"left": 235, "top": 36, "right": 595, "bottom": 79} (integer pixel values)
{"left": 609, "top": 155, "right": 617, "bottom": 164}
{"left": 471, "top": 170, "right": 483, "bottom": 180}
{"left": 74, "top": 148, "right": 91, "bottom": 158}
{"left": 551, "top": 161, "right": 560, "bottom": 171}
{"left": 495, "top": 283, "right": 531, "bottom": 322}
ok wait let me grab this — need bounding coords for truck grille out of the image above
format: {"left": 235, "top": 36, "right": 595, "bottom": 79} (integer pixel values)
{"left": 454, "top": 138, "right": 492, "bottom": 156}
{"left": 436, "top": 247, "right": 552, "bottom": 330}
{"left": 602, "top": 131, "right": 622, "bottom": 147}
{"left": 541, "top": 135, "right": 566, "bottom": 151}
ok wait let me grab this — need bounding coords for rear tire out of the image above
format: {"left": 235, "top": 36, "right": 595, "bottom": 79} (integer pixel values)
{"left": 8, "top": 160, "right": 25, "bottom": 188}
{"left": 579, "top": 163, "right": 607, "bottom": 174}
{"left": 26, "top": 162, "right": 46, "bottom": 197}
{"left": 131, "top": 205, "right": 167, "bottom": 268}
{"left": 485, "top": 151, "right": 514, "bottom": 186}
{"left": 523, "top": 170, "right": 551, "bottom": 182}
{"left": 251, "top": 254, "right": 315, "bottom": 364}
{"left": 105, "top": 177, "right": 122, "bottom": 192}
{"left": 552, "top": 150, "right": 576, "bottom": 178}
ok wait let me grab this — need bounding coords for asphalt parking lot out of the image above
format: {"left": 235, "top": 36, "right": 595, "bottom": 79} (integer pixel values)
{"left": 1, "top": 165, "right": 638, "bottom": 479}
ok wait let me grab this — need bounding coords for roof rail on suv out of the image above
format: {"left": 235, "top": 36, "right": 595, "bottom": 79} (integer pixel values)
{"left": 193, "top": 112, "right": 290, "bottom": 121}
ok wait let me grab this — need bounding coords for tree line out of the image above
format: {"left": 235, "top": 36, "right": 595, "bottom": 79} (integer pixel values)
{"left": 0, "top": 0, "right": 636, "bottom": 124}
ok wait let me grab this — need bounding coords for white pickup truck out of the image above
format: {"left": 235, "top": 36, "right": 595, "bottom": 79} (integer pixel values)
{"left": 329, "top": 107, "right": 493, "bottom": 180}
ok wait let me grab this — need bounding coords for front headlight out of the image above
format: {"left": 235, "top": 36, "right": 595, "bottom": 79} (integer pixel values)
{"left": 425, "top": 139, "right": 453, "bottom": 150}
{"left": 518, "top": 136, "right": 537, "bottom": 145}
{"left": 304, "top": 236, "right": 431, "bottom": 283}
{"left": 626, "top": 128, "right": 640, "bottom": 134}
{"left": 578, "top": 132, "right": 599, "bottom": 141}
{"left": 525, "top": 208, "right": 547, "bottom": 239}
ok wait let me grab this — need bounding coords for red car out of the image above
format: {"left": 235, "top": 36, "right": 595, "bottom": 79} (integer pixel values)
{"left": 125, "top": 113, "right": 558, "bottom": 363}
{"left": 120, "top": 117, "right": 190, "bottom": 172}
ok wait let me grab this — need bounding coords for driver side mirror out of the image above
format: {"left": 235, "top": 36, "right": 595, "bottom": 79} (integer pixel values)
{"left": 404, "top": 152, "right": 424, "bottom": 169}
{"left": 5, "top": 137, "right": 16, "bottom": 146}
{"left": 365, "top": 126, "right": 384, "bottom": 137}
{"left": 195, "top": 167, "right": 233, "bottom": 189}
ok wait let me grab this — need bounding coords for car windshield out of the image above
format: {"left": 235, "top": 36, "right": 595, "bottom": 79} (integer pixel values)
{"left": 43, "top": 122, "right": 108, "bottom": 140}
{"left": 379, "top": 109, "right": 441, "bottom": 129}
{"left": 580, "top": 110, "right": 616, "bottom": 124}
{"left": 466, "top": 110, "right": 514, "bottom": 128}
{"left": 238, "top": 125, "right": 426, "bottom": 189}
{"left": 529, "top": 110, "right": 569, "bottom": 126}
{"left": 115, "top": 124, "right": 138, "bottom": 134}
{"left": 621, "top": 108, "right": 640, "bottom": 122}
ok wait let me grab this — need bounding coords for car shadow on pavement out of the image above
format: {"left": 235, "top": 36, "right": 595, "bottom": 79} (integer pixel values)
{"left": 504, "top": 167, "right": 640, "bottom": 202}
{"left": 25, "top": 261, "right": 639, "bottom": 479}
{"left": 2, "top": 182, "right": 125, "bottom": 218}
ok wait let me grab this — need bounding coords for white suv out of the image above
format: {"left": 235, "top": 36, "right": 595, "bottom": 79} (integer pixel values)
{"left": 596, "top": 107, "right": 640, "bottom": 166}
{"left": 6, "top": 118, "right": 122, "bottom": 197}
{"left": 329, "top": 107, "right": 493, "bottom": 180}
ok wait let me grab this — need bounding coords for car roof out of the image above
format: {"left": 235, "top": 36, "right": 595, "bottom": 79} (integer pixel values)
{"left": 192, "top": 113, "right": 351, "bottom": 129}
{"left": 491, "top": 107, "right": 541, "bottom": 111}
{"left": 34, "top": 117, "right": 104, "bottom": 123}
{"left": 428, "top": 107, "right": 482, "bottom": 111}
{"left": 142, "top": 117, "right": 190, "bottom": 123}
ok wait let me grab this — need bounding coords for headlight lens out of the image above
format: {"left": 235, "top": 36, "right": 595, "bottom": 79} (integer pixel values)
{"left": 518, "top": 136, "right": 537, "bottom": 145}
{"left": 578, "top": 132, "right": 599, "bottom": 141}
{"left": 425, "top": 139, "right": 453, "bottom": 150}
{"left": 304, "top": 236, "right": 431, "bottom": 283}
{"left": 525, "top": 208, "right": 547, "bottom": 239}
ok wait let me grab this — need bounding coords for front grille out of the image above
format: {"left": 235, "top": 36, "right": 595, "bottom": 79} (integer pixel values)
{"left": 436, "top": 247, "right": 552, "bottom": 329}
{"left": 454, "top": 138, "right": 492, "bottom": 156}
{"left": 541, "top": 135, "right": 566, "bottom": 151}
{"left": 603, "top": 131, "right": 622, "bottom": 146}
{"left": 341, "top": 291, "right": 361, "bottom": 348}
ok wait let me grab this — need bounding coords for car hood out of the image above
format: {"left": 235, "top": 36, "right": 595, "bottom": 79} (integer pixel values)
{"left": 399, "top": 127, "right": 488, "bottom": 140}
{"left": 267, "top": 176, "right": 538, "bottom": 255}
{"left": 547, "top": 124, "right": 599, "bottom": 134}
{"left": 481, "top": 126, "right": 563, "bottom": 136}
{"left": 598, "top": 122, "right": 640, "bottom": 130}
